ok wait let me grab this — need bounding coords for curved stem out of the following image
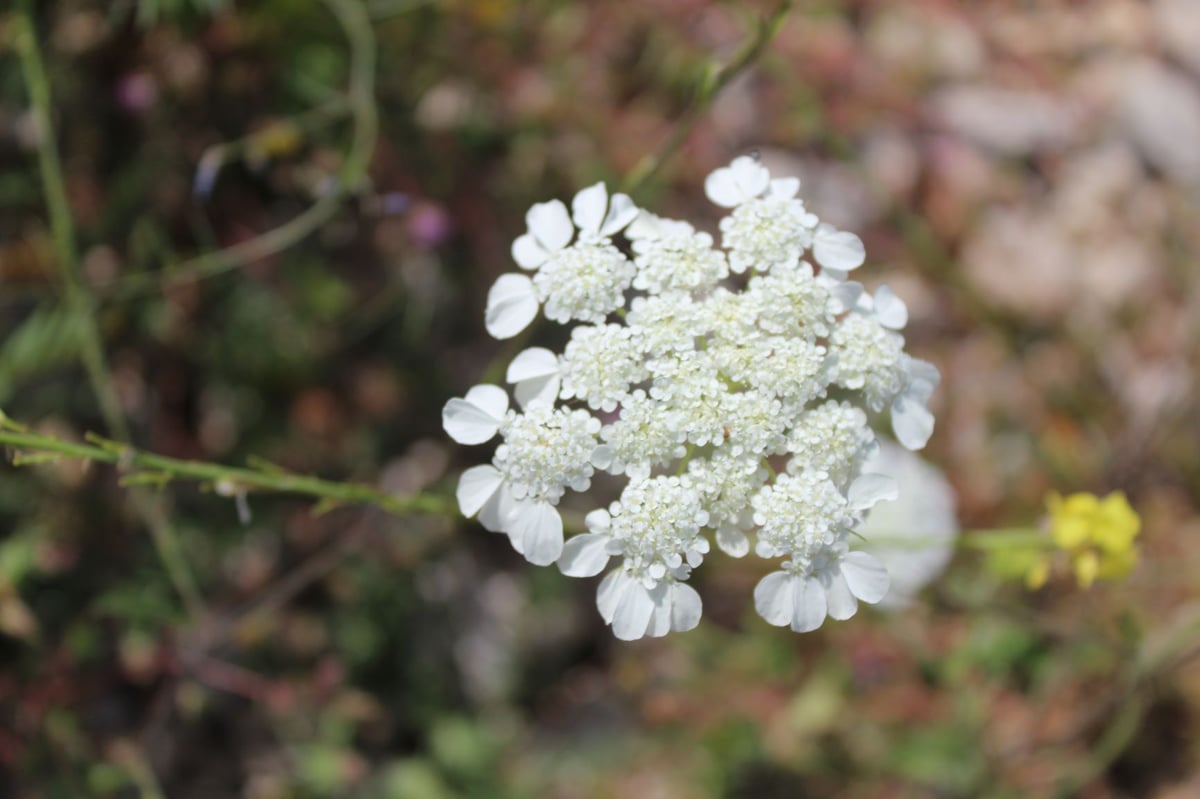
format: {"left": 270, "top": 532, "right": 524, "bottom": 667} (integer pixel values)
{"left": 95, "top": 0, "right": 379, "bottom": 303}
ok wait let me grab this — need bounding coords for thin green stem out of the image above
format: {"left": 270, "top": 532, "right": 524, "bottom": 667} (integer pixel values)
{"left": 15, "top": 2, "right": 203, "bottom": 616}
{"left": 92, "top": 0, "right": 377, "bottom": 304}
{"left": 621, "top": 0, "right": 792, "bottom": 196}
{"left": 14, "top": 5, "right": 126, "bottom": 440}
{"left": 100, "top": 191, "right": 346, "bottom": 300}
{"left": 0, "top": 427, "right": 456, "bottom": 517}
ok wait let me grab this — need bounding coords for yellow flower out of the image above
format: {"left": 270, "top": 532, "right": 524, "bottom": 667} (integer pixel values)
{"left": 1046, "top": 491, "right": 1140, "bottom": 588}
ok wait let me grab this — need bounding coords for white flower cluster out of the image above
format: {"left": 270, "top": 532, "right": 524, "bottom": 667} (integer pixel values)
{"left": 443, "top": 156, "right": 939, "bottom": 640}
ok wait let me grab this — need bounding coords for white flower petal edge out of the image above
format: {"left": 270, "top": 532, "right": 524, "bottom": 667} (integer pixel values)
{"left": 839, "top": 550, "right": 890, "bottom": 604}
{"left": 456, "top": 464, "right": 504, "bottom": 517}
{"left": 601, "top": 192, "right": 639, "bottom": 236}
{"left": 442, "top": 384, "right": 509, "bottom": 444}
{"left": 891, "top": 358, "right": 940, "bottom": 450}
{"left": 527, "top": 199, "right": 574, "bottom": 252}
{"left": 813, "top": 224, "right": 866, "bottom": 272}
{"left": 571, "top": 182, "right": 639, "bottom": 237}
{"left": 755, "top": 571, "right": 828, "bottom": 632}
{"left": 704, "top": 155, "right": 770, "bottom": 207}
{"left": 769, "top": 176, "right": 800, "bottom": 199}
{"left": 571, "top": 182, "right": 609, "bottom": 236}
{"left": 872, "top": 285, "right": 908, "bottom": 330}
{"left": 558, "top": 532, "right": 612, "bottom": 577}
{"left": 485, "top": 273, "right": 540, "bottom": 339}
{"left": 455, "top": 464, "right": 515, "bottom": 533}
{"left": 821, "top": 567, "right": 859, "bottom": 620}
{"left": 511, "top": 233, "right": 549, "bottom": 270}
{"left": 645, "top": 581, "right": 703, "bottom": 638}
{"left": 848, "top": 473, "right": 899, "bottom": 511}
{"left": 716, "top": 526, "right": 750, "bottom": 558}
{"left": 507, "top": 500, "right": 564, "bottom": 566}
{"left": 506, "top": 347, "right": 561, "bottom": 410}
{"left": 597, "top": 570, "right": 656, "bottom": 641}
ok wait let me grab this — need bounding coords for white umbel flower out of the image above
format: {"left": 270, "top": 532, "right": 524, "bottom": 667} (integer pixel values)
{"left": 447, "top": 160, "right": 940, "bottom": 640}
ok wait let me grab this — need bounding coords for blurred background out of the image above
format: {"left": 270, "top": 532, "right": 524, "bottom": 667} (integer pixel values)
{"left": 1, "top": 1, "right": 1198, "bottom": 797}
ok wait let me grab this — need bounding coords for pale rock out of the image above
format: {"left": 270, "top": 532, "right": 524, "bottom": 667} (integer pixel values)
{"left": 1118, "top": 59, "right": 1200, "bottom": 186}
{"left": 928, "top": 85, "right": 1081, "bottom": 155}
{"left": 963, "top": 207, "right": 1077, "bottom": 320}
{"left": 1154, "top": 0, "right": 1200, "bottom": 77}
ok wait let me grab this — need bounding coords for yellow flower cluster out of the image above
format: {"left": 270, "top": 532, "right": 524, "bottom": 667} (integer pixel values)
{"left": 1026, "top": 491, "right": 1141, "bottom": 589}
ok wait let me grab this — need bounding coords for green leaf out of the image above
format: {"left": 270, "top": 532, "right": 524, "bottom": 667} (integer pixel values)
{"left": 0, "top": 306, "right": 85, "bottom": 403}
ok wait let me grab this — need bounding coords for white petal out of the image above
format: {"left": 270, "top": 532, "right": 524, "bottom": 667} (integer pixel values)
{"left": 597, "top": 570, "right": 624, "bottom": 623}
{"left": 611, "top": 579, "right": 655, "bottom": 641}
{"left": 891, "top": 394, "right": 935, "bottom": 450}
{"left": 830, "top": 281, "right": 865, "bottom": 314}
{"left": 506, "top": 347, "right": 558, "bottom": 383}
{"left": 591, "top": 444, "right": 613, "bottom": 471}
{"left": 511, "top": 233, "right": 549, "bottom": 270}
{"left": 463, "top": 384, "right": 509, "bottom": 419}
{"left": 715, "top": 526, "right": 750, "bottom": 558}
{"left": 873, "top": 285, "right": 908, "bottom": 329}
{"left": 705, "top": 166, "right": 745, "bottom": 208}
{"left": 571, "top": 182, "right": 608, "bottom": 235}
{"left": 514, "top": 376, "right": 559, "bottom": 411}
{"left": 849, "top": 473, "right": 899, "bottom": 511}
{"left": 813, "top": 227, "right": 866, "bottom": 272}
{"left": 790, "top": 575, "right": 828, "bottom": 633}
{"left": 484, "top": 273, "right": 539, "bottom": 339}
{"left": 729, "top": 155, "right": 770, "bottom": 198}
{"left": 455, "top": 464, "right": 503, "bottom": 517}
{"left": 905, "top": 358, "right": 941, "bottom": 404}
{"left": 557, "top": 533, "right": 612, "bottom": 577}
{"left": 754, "top": 571, "right": 797, "bottom": 627}
{"left": 624, "top": 211, "right": 661, "bottom": 240}
{"left": 645, "top": 583, "right": 672, "bottom": 638}
{"left": 509, "top": 501, "right": 563, "bottom": 566}
{"left": 477, "top": 483, "right": 516, "bottom": 533}
{"left": 506, "top": 347, "right": 560, "bottom": 410}
{"left": 669, "top": 582, "right": 702, "bottom": 632}
{"left": 769, "top": 177, "right": 800, "bottom": 198}
{"left": 907, "top": 358, "right": 941, "bottom": 390}
{"left": 584, "top": 508, "right": 611, "bottom": 534}
{"left": 823, "top": 569, "right": 859, "bottom": 621}
{"left": 526, "top": 199, "right": 573, "bottom": 251}
{"left": 841, "top": 551, "right": 890, "bottom": 604}
{"left": 442, "top": 384, "right": 508, "bottom": 444}
{"left": 601, "top": 192, "right": 638, "bottom": 235}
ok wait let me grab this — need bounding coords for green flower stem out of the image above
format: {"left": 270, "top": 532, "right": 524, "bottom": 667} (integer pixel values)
{"left": 97, "top": 0, "right": 378, "bottom": 303}
{"left": 0, "top": 425, "right": 456, "bottom": 517}
{"left": 622, "top": 0, "right": 793, "bottom": 195}
{"left": 14, "top": 2, "right": 203, "bottom": 616}
{"left": 14, "top": 5, "right": 124, "bottom": 440}
{"left": 960, "top": 528, "right": 1049, "bottom": 549}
